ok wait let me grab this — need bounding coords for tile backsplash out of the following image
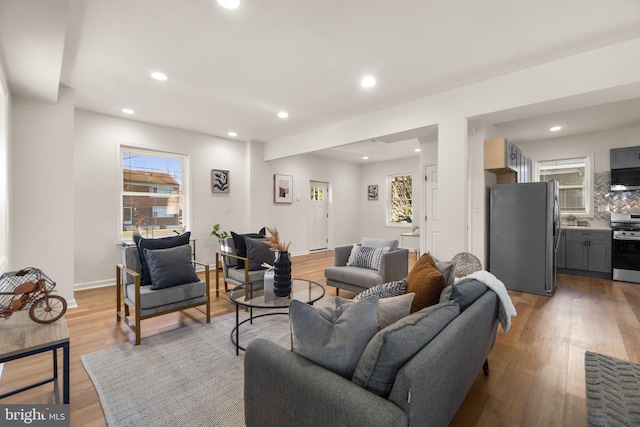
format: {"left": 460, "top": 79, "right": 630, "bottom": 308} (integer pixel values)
{"left": 592, "top": 171, "right": 640, "bottom": 222}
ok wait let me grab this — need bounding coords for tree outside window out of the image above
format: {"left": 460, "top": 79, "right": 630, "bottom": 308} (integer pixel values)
{"left": 388, "top": 174, "right": 413, "bottom": 225}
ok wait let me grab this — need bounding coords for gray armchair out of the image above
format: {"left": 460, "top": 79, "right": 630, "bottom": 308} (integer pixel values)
{"left": 215, "top": 236, "right": 271, "bottom": 296}
{"left": 116, "top": 245, "right": 211, "bottom": 345}
{"left": 324, "top": 238, "right": 409, "bottom": 295}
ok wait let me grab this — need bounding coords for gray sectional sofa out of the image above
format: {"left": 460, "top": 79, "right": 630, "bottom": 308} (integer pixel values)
{"left": 244, "top": 282, "right": 500, "bottom": 427}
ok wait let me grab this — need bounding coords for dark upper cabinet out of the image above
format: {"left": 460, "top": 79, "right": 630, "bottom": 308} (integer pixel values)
{"left": 611, "top": 146, "right": 640, "bottom": 169}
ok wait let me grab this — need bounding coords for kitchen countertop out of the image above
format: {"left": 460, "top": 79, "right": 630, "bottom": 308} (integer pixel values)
{"left": 561, "top": 224, "right": 612, "bottom": 231}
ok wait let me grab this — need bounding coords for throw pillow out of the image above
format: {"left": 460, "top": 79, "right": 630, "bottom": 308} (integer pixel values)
{"left": 405, "top": 253, "right": 447, "bottom": 313}
{"left": 231, "top": 230, "right": 267, "bottom": 269}
{"left": 354, "top": 279, "right": 407, "bottom": 300}
{"left": 352, "top": 300, "right": 460, "bottom": 397}
{"left": 361, "top": 238, "right": 398, "bottom": 251}
{"left": 144, "top": 244, "right": 200, "bottom": 290}
{"left": 244, "top": 236, "right": 274, "bottom": 270}
{"left": 290, "top": 297, "right": 379, "bottom": 379}
{"left": 449, "top": 279, "right": 488, "bottom": 311}
{"left": 347, "top": 246, "right": 389, "bottom": 271}
{"left": 428, "top": 252, "right": 456, "bottom": 286}
{"left": 134, "top": 232, "right": 191, "bottom": 286}
{"left": 336, "top": 293, "right": 415, "bottom": 330}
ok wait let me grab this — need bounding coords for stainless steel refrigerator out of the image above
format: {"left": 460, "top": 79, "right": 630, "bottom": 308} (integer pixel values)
{"left": 489, "top": 181, "right": 561, "bottom": 296}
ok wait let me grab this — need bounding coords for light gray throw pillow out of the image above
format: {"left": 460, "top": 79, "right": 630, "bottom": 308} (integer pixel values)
{"left": 352, "top": 300, "right": 460, "bottom": 397}
{"left": 290, "top": 297, "right": 379, "bottom": 379}
{"left": 338, "top": 293, "right": 415, "bottom": 330}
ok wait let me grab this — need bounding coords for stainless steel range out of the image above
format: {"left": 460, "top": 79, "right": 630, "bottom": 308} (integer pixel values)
{"left": 611, "top": 212, "right": 640, "bottom": 283}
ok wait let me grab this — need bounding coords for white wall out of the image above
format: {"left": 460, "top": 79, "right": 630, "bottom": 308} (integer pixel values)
{"left": 517, "top": 124, "right": 640, "bottom": 173}
{"left": 265, "top": 154, "right": 360, "bottom": 254}
{"left": 0, "top": 62, "right": 9, "bottom": 274}
{"left": 73, "top": 110, "right": 248, "bottom": 289}
{"left": 359, "top": 156, "right": 421, "bottom": 245}
{"left": 11, "top": 88, "right": 75, "bottom": 304}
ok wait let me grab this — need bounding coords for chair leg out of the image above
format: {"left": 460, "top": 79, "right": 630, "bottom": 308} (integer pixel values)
{"left": 483, "top": 359, "right": 490, "bottom": 376}
{"left": 336, "top": 288, "right": 339, "bottom": 297}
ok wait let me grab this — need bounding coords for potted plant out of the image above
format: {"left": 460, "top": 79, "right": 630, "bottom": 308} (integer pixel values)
{"left": 564, "top": 214, "right": 578, "bottom": 226}
{"left": 210, "top": 224, "right": 230, "bottom": 267}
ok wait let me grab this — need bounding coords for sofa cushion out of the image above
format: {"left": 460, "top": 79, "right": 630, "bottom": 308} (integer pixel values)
{"left": 362, "top": 238, "right": 399, "bottom": 251}
{"left": 347, "top": 246, "right": 389, "bottom": 271}
{"left": 125, "top": 280, "right": 206, "bottom": 310}
{"left": 144, "top": 244, "right": 200, "bottom": 290}
{"left": 352, "top": 300, "right": 460, "bottom": 397}
{"left": 324, "top": 266, "right": 386, "bottom": 288}
{"left": 231, "top": 229, "right": 266, "bottom": 268}
{"left": 134, "top": 232, "right": 191, "bottom": 286}
{"left": 244, "top": 236, "right": 274, "bottom": 270}
{"left": 340, "top": 293, "right": 415, "bottom": 330}
{"left": 406, "top": 253, "right": 447, "bottom": 313}
{"left": 290, "top": 297, "right": 379, "bottom": 379}
{"left": 354, "top": 279, "right": 407, "bottom": 300}
{"left": 449, "top": 279, "right": 488, "bottom": 311}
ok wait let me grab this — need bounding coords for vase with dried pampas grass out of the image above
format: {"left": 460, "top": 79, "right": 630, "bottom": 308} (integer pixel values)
{"left": 263, "top": 227, "right": 292, "bottom": 297}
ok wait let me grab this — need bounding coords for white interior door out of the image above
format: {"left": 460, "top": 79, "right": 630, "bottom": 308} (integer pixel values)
{"left": 424, "top": 165, "right": 439, "bottom": 256}
{"left": 308, "top": 181, "right": 328, "bottom": 251}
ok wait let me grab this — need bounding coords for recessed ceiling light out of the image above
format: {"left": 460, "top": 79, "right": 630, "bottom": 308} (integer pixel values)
{"left": 549, "top": 125, "right": 562, "bottom": 132}
{"left": 362, "top": 156, "right": 369, "bottom": 160}
{"left": 361, "top": 75, "right": 376, "bottom": 88}
{"left": 217, "top": 0, "right": 240, "bottom": 9}
{"left": 150, "top": 71, "right": 168, "bottom": 81}
{"left": 277, "top": 111, "right": 289, "bottom": 119}
{"left": 414, "top": 148, "right": 421, "bottom": 152}
{"left": 228, "top": 131, "right": 237, "bottom": 137}
{"left": 122, "top": 108, "right": 135, "bottom": 115}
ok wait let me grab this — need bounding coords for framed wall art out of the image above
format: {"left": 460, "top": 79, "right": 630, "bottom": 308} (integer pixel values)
{"left": 211, "top": 169, "right": 229, "bottom": 193}
{"left": 274, "top": 174, "right": 293, "bottom": 204}
{"left": 368, "top": 184, "right": 379, "bottom": 200}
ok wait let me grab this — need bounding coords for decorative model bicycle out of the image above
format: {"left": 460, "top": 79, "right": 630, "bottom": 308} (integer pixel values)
{"left": 0, "top": 267, "right": 67, "bottom": 324}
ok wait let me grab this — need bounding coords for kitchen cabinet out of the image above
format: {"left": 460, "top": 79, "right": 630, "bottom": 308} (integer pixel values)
{"left": 484, "top": 138, "right": 531, "bottom": 183}
{"left": 563, "top": 229, "right": 611, "bottom": 274}
{"left": 611, "top": 146, "right": 640, "bottom": 169}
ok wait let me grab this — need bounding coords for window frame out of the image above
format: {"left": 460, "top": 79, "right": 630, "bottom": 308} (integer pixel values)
{"left": 386, "top": 173, "right": 414, "bottom": 227}
{"left": 118, "top": 144, "right": 190, "bottom": 242}
{"left": 536, "top": 155, "right": 592, "bottom": 216}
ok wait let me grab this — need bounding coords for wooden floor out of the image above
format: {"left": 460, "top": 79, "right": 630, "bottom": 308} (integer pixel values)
{"left": 1, "top": 250, "right": 639, "bottom": 427}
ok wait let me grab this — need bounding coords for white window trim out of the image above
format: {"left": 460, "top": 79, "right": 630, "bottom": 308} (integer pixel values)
{"left": 385, "top": 173, "right": 414, "bottom": 228}
{"left": 117, "top": 142, "right": 191, "bottom": 243}
{"left": 535, "top": 154, "right": 593, "bottom": 217}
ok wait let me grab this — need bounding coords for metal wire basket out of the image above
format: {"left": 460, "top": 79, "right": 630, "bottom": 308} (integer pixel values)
{"left": 0, "top": 267, "right": 57, "bottom": 310}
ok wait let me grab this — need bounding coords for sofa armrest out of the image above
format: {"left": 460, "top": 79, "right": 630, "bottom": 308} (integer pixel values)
{"left": 333, "top": 244, "right": 354, "bottom": 267}
{"left": 379, "top": 248, "right": 409, "bottom": 282}
{"left": 245, "top": 338, "right": 407, "bottom": 427}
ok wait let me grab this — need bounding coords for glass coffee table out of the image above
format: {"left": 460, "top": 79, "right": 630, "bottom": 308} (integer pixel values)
{"left": 228, "top": 278, "right": 325, "bottom": 355}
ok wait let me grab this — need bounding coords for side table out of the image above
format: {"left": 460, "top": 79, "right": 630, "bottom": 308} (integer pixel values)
{"left": 0, "top": 311, "right": 70, "bottom": 404}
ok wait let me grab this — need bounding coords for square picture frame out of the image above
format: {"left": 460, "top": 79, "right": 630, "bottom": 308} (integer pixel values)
{"left": 274, "top": 174, "right": 293, "bottom": 204}
{"left": 368, "top": 184, "right": 379, "bottom": 200}
{"left": 211, "top": 169, "right": 230, "bottom": 193}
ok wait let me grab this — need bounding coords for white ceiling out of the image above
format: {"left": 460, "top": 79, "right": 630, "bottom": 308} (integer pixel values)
{"left": 1, "top": 0, "right": 640, "bottom": 160}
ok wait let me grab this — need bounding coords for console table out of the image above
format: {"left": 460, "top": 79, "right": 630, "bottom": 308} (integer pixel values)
{"left": 0, "top": 311, "right": 70, "bottom": 404}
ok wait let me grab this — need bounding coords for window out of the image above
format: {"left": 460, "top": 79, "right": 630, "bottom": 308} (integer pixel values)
{"left": 310, "top": 186, "right": 324, "bottom": 201}
{"left": 121, "top": 146, "right": 187, "bottom": 240}
{"left": 387, "top": 174, "right": 413, "bottom": 225}
{"left": 538, "top": 156, "right": 590, "bottom": 215}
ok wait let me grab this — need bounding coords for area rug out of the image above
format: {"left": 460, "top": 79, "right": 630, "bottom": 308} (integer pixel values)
{"left": 81, "top": 300, "right": 333, "bottom": 427}
{"left": 584, "top": 351, "right": 640, "bottom": 427}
